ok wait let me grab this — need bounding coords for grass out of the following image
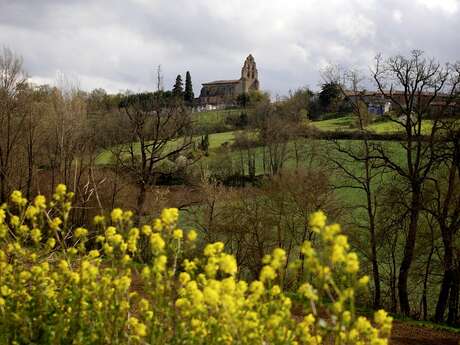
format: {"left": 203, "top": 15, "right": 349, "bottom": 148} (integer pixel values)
{"left": 392, "top": 315, "right": 460, "bottom": 334}
{"left": 206, "top": 131, "right": 236, "bottom": 149}
{"left": 97, "top": 112, "right": 436, "bottom": 166}
{"left": 97, "top": 113, "right": 416, "bottom": 180}
{"left": 192, "top": 108, "right": 242, "bottom": 127}
{"left": 312, "top": 116, "right": 356, "bottom": 131}
{"left": 312, "top": 115, "right": 433, "bottom": 134}
{"left": 95, "top": 131, "right": 238, "bottom": 165}
{"left": 205, "top": 137, "right": 405, "bottom": 175}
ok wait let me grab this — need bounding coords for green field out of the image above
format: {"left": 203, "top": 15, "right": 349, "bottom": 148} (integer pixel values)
{"left": 312, "top": 115, "right": 433, "bottom": 134}
{"left": 96, "top": 115, "right": 420, "bottom": 171}
{"left": 96, "top": 120, "right": 410, "bottom": 242}
{"left": 206, "top": 130, "right": 237, "bottom": 148}
{"left": 95, "top": 130, "right": 238, "bottom": 165}
{"left": 192, "top": 108, "right": 241, "bottom": 126}
{"left": 204, "top": 137, "right": 405, "bottom": 187}
{"left": 312, "top": 116, "right": 356, "bottom": 131}
{"left": 96, "top": 115, "right": 414, "bottom": 166}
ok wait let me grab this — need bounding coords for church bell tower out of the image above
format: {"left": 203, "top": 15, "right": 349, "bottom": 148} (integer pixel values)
{"left": 240, "top": 54, "right": 259, "bottom": 93}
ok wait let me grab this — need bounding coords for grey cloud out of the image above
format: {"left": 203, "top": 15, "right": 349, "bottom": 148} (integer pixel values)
{"left": 0, "top": 0, "right": 459, "bottom": 95}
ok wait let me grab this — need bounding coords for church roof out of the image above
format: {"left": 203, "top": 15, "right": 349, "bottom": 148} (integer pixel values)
{"left": 202, "top": 79, "right": 240, "bottom": 86}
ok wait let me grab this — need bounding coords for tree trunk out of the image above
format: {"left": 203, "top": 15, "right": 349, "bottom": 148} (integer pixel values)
{"left": 420, "top": 237, "right": 434, "bottom": 320}
{"left": 366, "top": 181, "right": 380, "bottom": 309}
{"left": 136, "top": 182, "right": 147, "bottom": 220}
{"left": 364, "top": 149, "right": 380, "bottom": 309}
{"left": 398, "top": 184, "right": 421, "bottom": 316}
{"left": 435, "top": 228, "right": 454, "bottom": 322}
{"left": 369, "top": 221, "right": 381, "bottom": 309}
{"left": 0, "top": 173, "right": 6, "bottom": 203}
{"left": 26, "top": 135, "right": 34, "bottom": 200}
{"left": 390, "top": 231, "right": 398, "bottom": 313}
{"left": 447, "top": 265, "right": 459, "bottom": 325}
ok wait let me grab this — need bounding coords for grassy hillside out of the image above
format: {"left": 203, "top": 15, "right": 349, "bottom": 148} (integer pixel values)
{"left": 98, "top": 111, "right": 429, "bottom": 167}
{"left": 192, "top": 108, "right": 241, "bottom": 126}
{"left": 191, "top": 108, "right": 244, "bottom": 134}
{"left": 95, "top": 130, "right": 238, "bottom": 165}
{"left": 312, "top": 116, "right": 356, "bottom": 131}
{"left": 312, "top": 115, "right": 433, "bottom": 134}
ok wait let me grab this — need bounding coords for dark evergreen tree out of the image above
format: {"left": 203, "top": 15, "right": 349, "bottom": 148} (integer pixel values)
{"left": 318, "top": 82, "right": 341, "bottom": 112}
{"left": 184, "top": 71, "right": 194, "bottom": 104}
{"left": 236, "top": 93, "right": 250, "bottom": 108}
{"left": 199, "top": 134, "right": 209, "bottom": 156}
{"left": 172, "top": 74, "right": 184, "bottom": 97}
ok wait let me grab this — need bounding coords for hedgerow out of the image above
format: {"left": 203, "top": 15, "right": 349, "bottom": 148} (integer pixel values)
{"left": 0, "top": 185, "right": 392, "bottom": 344}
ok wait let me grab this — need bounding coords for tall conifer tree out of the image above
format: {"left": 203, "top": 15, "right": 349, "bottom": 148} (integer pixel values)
{"left": 172, "top": 74, "right": 183, "bottom": 97}
{"left": 184, "top": 71, "right": 194, "bottom": 104}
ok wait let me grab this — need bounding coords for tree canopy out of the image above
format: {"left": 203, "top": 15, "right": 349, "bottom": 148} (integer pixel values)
{"left": 184, "top": 71, "right": 194, "bottom": 104}
{"left": 172, "top": 74, "right": 184, "bottom": 98}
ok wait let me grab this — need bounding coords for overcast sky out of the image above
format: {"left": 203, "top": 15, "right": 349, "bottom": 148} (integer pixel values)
{"left": 1, "top": 0, "right": 459, "bottom": 96}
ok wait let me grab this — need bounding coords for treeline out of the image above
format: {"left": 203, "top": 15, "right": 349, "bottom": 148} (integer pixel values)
{"left": 0, "top": 47, "right": 197, "bottom": 224}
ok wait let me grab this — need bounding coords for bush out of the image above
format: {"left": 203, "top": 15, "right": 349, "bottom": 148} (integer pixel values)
{"left": 0, "top": 186, "right": 392, "bottom": 344}
{"left": 224, "top": 111, "right": 248, "bottom": 128}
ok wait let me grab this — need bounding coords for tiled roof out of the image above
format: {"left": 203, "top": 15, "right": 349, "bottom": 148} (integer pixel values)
{"left": 202, "top": 79, "right": 240, "bottom": 85}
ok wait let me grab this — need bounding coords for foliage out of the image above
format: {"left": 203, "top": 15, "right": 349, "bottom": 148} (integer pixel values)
{"left": 0, "top": 185, "right": 392, "bottom": 344}
{"left": 119, "top": 91, "right": 175, "bottom": 111}
{"left": 191, "top": 109, "right": 243, "bottom": 135}
{"left": 225, "top": 111, "right": 248, "bottom": 128}
{"left": 319, "top": 82, "right": 342, "bottom": 113}
{"left": 173, "top": 74, "right": 184, "bottom": 98}
{"left": 282, "top": 88, "right": 313, "bottom": 121}
{"left": 236, "top": 90, "right": 269, "bottom": 109}
{"left": 87, "top": 88, "right": 124, "bottom": 115}
{"left": 236, "top": 93, "right": 250, "bottom": 108}
{"left": 184, "top": 71, "right": 194, "bottom": 104}
{"left": 199, "top": 134, "right": 210, "bottom": 155}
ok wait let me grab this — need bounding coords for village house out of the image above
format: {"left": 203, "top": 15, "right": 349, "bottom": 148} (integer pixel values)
{"left": 344, "top": 90, "right": 458, "bottom": 117}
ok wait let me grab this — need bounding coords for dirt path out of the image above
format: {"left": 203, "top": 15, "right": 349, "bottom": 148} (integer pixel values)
{"left": 390, "top": 321, "right": 460, "bottom": 345}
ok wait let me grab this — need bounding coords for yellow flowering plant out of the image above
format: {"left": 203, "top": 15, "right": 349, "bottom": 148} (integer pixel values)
{"left": 0, "top": 186, "right": 392, "bottom": 345}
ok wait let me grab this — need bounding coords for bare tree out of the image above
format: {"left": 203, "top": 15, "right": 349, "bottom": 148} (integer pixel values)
{"left": 0, "top": 47, "right": 27, "bottom": 201}
{"left": 372, "top": 50, "right": 460, "bottom": 315}
{"left": 232, "top": 130, "right": 259, "bottom": 182}
{"left": 115, "top": 93, "right": 193, "bottom": 217}
{"left": 322, "top": 65, "right": 385, "bottom": 309}
{"left": 23, "top": 86, "right": 47, "bottom": 198}
{"left": 256, "top": 104, "right": 296, "bottom": 176}
{"left": 425, "top": 114, "right": 460, "bottom": 323}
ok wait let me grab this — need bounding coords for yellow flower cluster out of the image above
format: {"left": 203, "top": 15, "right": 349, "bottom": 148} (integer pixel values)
{"left": 0, "top": 187, "right": 392, "bottom": 345}
{"left": 294, "top": 211, "right": 393, "bottom": 345}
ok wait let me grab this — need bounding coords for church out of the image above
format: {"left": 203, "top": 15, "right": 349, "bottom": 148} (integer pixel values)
{"left": 198, "top": 54, "right": 259, "bottom": 106}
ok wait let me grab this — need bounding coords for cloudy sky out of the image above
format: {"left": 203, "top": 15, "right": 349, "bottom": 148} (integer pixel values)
{"left": 1, "top": 0, "right": 459, "bottom": 96}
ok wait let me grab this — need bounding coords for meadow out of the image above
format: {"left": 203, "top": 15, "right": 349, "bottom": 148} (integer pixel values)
{"left": 96, "top": 112, "right": 416, "bottom": 165}
{"left": 311, "top": 115, "right": 433, "bottom": 134}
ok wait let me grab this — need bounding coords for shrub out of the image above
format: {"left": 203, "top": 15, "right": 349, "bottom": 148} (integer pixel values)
{"left": 0, "top": 185, "right": 392, "bottom": 344}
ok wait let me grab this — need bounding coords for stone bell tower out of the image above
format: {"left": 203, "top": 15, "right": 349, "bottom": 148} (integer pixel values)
{"left": 240, "top": 54, "right": 259, "bottom": 93}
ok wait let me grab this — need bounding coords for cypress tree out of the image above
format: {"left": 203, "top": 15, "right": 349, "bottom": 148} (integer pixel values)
{"left": 199, "top": 134, "right": 209, "bottom": 155}
{"left": 172, "top": 74, "right": 184, "bottom": 97}
{"left": 184, "top": 71, "right": 194, "bottom": 104}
